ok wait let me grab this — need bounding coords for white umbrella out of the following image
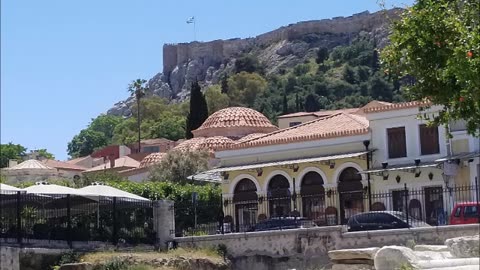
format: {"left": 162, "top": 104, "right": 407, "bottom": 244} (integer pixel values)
{"left": 24, "top": 183, "right": 95, "bottom": 196}
{"left": 79, "top": 183, "right": 149, "bottom": 201}
{"left": 0, "top": 183, "right": 24, "bottom": 194}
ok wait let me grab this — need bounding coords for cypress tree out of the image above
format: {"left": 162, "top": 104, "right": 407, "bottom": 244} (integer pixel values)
{"left": 295, "top": 93, "right": 300, "bottom": 112}
{"left": 186, "top": 81, "right": 209, "bottom": 139}
{"left": 221, "top": 74, "right": 229, "bottom": 94}
{"left": 304, "top": 94, "right": 320, "bottom": 112}
{"left": 282, "top": 91, "right": 288, "bottom": 114}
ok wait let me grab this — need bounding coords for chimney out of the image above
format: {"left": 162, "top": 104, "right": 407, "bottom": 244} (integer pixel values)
{"left": 8, "top": 159, "right": 18, "bottom": 168}
{"left": 109, "top": 156, "right": 115, "bottom": 168}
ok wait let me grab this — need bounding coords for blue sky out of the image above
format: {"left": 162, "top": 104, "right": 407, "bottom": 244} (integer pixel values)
{"left": 1, "top": 0, "right": 414, "bottom": 160}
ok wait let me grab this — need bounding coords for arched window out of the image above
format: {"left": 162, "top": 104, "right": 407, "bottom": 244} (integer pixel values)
{"left": 301, "top": 172, "right": 325, "bottom": 224}
{"left": 233, "top": 178, "right": 258, "bottom": 232}
{"left": 268, "top": 175, "right": 291, "bottom": 217}
{"left": 233, "top": 178, "right": 257, "bottom": 202}
{"left": 338, "top": 167, "right": 364, "bottom": 224}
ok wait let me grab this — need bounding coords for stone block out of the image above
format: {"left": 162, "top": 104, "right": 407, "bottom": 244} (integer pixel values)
{"left": 445, "top": 235, "right": 480, "bottom": 258}
{"left": 331, "top": 259, "right": 373, "bottom": 265}
{"left": 328, "top": 247, "right": 379, "bottom": 260}
{"left": 414, "top": 245, "right": 449, "bottom": 252}
{"left": 58, "top": 263, "right": 93, "bottom": 270}
{"left": 374, "top": 246, "right": 418, "bottom": 270}
{"left": 332, "top": 264, "right": 374, "bottom": 270}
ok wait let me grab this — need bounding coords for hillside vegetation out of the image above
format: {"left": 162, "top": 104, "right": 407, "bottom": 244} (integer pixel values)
{"left": 67, "top": 35, "right": 403, "bottom": 158}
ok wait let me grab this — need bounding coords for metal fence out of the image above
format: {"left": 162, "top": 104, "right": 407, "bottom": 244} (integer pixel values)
{"left": 172, "top": 182, "right": 480, "bottom": 236}
{"left": 0, "top": 192, "right": 154, "bottom": 246}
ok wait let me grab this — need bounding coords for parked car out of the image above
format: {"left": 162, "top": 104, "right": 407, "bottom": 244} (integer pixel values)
{"left": 346, "top": 211, "right": 430, "bottom": 232}
{"left": 450, "top": 202, "right": 480, "bottom": 225}
{"left": 249, "top": 217, "right": 316, "bottom": 232}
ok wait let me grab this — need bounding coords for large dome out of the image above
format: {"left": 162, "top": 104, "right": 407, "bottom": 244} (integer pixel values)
{"left": 192, "top": 107, "right": 278, "bottom": 139}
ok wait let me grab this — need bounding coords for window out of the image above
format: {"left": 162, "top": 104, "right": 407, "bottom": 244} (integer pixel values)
{"left": 419, "top": 124, "right": 440, "bottom": 155}
{"left": 464, "top": 206, "right": 479, "bottom": 218}
{"left": 387, "top": 127, "right": 407, "bottom": 158}
{"left": 454, "top": 207, "right": 462, "bottom": 217}
{"left": 289, "top": 122, "right": 301, "bottom": 127}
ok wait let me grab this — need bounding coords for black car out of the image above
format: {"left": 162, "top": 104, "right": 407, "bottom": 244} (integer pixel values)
{"left": 249, "top": 217, "right": 316, "bottom": 232}
{"left": 346, "top": 211, "right": 430, "bottom": 232}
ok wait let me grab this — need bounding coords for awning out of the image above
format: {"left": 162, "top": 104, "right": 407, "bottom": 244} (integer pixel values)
{"left": 435, "top": 151, "right": 480, "bottom": 163}
{"left": 206, "top": 151, "right": 369, "bottom": 173}
{"left": 360, "top": 162, "right": 440, "bottom": 174}
{"left": 187, "top": 171, "right": 222, "bottom": 183}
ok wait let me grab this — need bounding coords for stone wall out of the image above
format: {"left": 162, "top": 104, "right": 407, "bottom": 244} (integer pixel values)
{"left": 162, "top": 8, "right": 400, "bottom": 76}
{"left": 174, "top": 224, "right": 480, "bottom": 270}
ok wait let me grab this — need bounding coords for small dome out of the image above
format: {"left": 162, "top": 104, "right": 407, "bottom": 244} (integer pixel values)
{"left": 139, "top": 153, "right": 166, "bottom": 168}
{"left": 192, "top": 107, "right": 278, "bottom": 139}
{"left": 172, "top": 136, "right": 234, "bottom": 153}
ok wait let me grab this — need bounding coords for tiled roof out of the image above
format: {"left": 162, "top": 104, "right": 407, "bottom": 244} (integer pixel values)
{"left": 236, "top": 133, "right": 267, "bottom": 143}
{"left": 4, "top": 159, "right": 55, "bottom": 170}
{"left": 42, "top": 159, "right": 87, "bottom": 171}
{"left": 278, "top": 108, "right": 359, "bottom": 119}
{"left": 363, "top": 101, "right": 430, "bottom": 113}
{"left": 194, "top": 107, "right": 277, "bottom": 131}
{"left": 222, "top": 112, "right": 369, "bottom": 150}
{"left": 139, "top": 153, "right": 166, "bottom": 168}
{"left": 85, "top": 156, "right": 140, "bottom": 172}
{"left": 66, "top": 156, "right": 90, "bottom": 164}
{"left": 173, "top": 136, "right": 235, "bottom": 152}
{"left": 140, "top": 138, "right": 173, "bottom": 145}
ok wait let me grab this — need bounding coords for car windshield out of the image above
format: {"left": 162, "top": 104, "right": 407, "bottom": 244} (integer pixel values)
{"left": 391, "top": 212, "right": 429, "bottom": 226}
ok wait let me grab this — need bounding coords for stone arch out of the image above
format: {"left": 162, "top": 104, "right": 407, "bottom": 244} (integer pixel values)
{"left": 264, "top": 170, "right": 293, "bottom": 193}
{"left": 296, "top": 167, "right": 328, "bottom": 189}
{"left": 233, "top": 178, "right": 258, "bottom": 202}
{"left": 337, "top": 166, "right": 364, "bottom": 224}
{"left": 229, "top": 174, "right": 260, "bottom": 194}
{"left": 300, "top": 171, "right": 326, "bottom": 224}
{"left": 266, "top": 173, "right": 291, "bottom": 217}
{"left": 333, "top": 162, "right": 365, "bottom": 185}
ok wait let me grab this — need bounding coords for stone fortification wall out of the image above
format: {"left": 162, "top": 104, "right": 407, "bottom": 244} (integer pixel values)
{"left": 162, "top": 9, "right": 400, "bottom": 76}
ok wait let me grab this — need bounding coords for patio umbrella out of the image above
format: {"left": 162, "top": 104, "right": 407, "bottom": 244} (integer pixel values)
{"left": 24, "top": 183, "right": 99, "bottom": 209}
{"left": 79, "top": 184, "right": 150, "bottom": 202}
{"left": 0, "top": 183, "right": 24, "bottom": 194}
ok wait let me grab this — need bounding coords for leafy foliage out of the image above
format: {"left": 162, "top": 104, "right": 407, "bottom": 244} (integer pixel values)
{"left": 381, "top": 0, "right": 480, "bottom": 136}
{"left": 0, "top": 143, "right": 27, "bottom": 168}
{"left": 304, "top": 93, "right": 321, "bottom": 112}
{"left": 149, "top": 149, "right": 210, "bottom": 183}
{"left": 205, "top": 85, "right": 230, "bottom": 115}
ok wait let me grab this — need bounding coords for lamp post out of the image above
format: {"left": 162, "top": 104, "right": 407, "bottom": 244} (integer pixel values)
{"left": 363, "top": 140, "right": 372, "bottom": 210}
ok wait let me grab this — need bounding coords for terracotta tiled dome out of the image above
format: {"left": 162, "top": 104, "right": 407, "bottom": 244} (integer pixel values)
{"left": 172, "top": 137, "right": 206, "bottom": 152}
{"left": 139, "top": 153, "right": 166, "bottom": 168}
{"left": 192, "top": 107, "right": 278, "bottom": 139}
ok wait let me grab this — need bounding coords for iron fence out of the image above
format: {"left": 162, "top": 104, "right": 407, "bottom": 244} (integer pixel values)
{"left": 0, "top": 192, "right": 154, "bottom": 246}
{"left": 172, "top": 182, "right": 480, "bottom": 236}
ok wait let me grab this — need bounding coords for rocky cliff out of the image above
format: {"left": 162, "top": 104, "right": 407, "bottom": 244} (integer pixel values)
{"left": 107, "top": 8, "right": 400, "bottom": 117}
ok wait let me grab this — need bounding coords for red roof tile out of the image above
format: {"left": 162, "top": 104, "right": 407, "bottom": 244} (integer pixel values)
{"left": 363, "top": 101, "right": 430, "bottom": 113}
{"left": 193, "top": 107, "right": 277, "bottom": 131}
{"left": 221, "top": 112, "right": 369, "bottom": 150}
{"left": 42, "top": 159, "right": 87, "bottom": 171}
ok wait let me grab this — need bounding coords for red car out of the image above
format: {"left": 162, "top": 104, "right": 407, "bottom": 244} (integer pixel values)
{"left": 450, "top": 202, "right": 480, "bottom": 225}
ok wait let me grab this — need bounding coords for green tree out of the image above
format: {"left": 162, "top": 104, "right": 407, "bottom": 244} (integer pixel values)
{"left": 304, "top": 93, "right": 321, "bottom": 112}
{"left": 381, "top": 0, "right": 480, "bottom": 135}
{"left": 147, "top": 112, "right": 185, "bottom": 141}
{"left": 316, "top": 47, "right": 329, "bottom": 64}
{"left": 282, "top": 91, "right": 288, "bottom": 114}
{"left": 221, "top": 74, "right": 229, "bottom": 94}
{"left": 227, "top": 72, "right": 267, "bottom": 107}
{"left": 128, "top": 79, "right": 148, "bottom": 151}
{"left": 343, "top": 65, "right": 357, "bottom": 84}
{"left": 186, "top": 81, "right": 208, "bottom": 139}
{"left": 234, "top": 54, "right": 264, "bottom": 74}
{"left": 36, "top": 149, "right": 54, "bottom": 160}
{"left": 204, "top": 85, "right": 230, "bottom": 115}
{"left": 0, "top": 143, "right": 27, "bottom": 168}
{"left": 149, "top": 149, "right": 210, "bottom": 183}
{"left": 67, "top": 129, "right": 108, "bottom": 158}
{"left": 89, "top": 114, "right": 123, "bottom": 142}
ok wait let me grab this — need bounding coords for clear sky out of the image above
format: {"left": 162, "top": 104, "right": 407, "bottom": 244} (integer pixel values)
{"left": 1, "top": 0, "right": 414, "bottom": 161}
